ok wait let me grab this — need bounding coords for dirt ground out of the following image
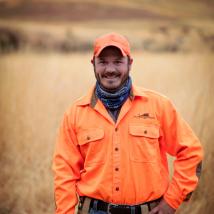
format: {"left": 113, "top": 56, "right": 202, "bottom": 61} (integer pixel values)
{"left": 0, "top": 51, "right": 213, "bottom": 214}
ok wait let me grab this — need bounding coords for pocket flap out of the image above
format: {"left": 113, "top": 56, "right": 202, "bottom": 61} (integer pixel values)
{"left": 77, "top": 128, "right": 104, "bottom": 145}
{"left": 129, "top": 124, "right": 159, "bottom": 138}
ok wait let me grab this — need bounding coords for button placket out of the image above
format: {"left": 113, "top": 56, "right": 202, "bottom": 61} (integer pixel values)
{"left": 113, "top": 126, "right": 121, "bottom": 198}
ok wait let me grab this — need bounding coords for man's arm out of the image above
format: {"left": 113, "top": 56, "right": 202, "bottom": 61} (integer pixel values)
{"left": 52, "top": 111, "right": 83, "bottom": 214}
{"left": 160, "top": 99, "right": 203, "bottom": 210}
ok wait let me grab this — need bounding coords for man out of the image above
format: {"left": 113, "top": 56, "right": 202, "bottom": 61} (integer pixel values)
{"left": 52, "top": 32, "right": 203, "bottom": 214}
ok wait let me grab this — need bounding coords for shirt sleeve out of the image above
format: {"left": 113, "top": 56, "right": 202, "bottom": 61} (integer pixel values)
{"left": 52, "top": 111, "right": 84, "bottom": 214}
{"left": 161, "top": 99, "right": 203, "bottom": 209}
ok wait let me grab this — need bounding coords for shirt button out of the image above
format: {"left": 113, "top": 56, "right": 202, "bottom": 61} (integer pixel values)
{"left": 115, "top": 147, "right": 119, "bottom": 151}
{"left": 115, "top": 167, "right": 119, "bottom": 171}
{"left": 144, "top": 130, "right": 147, "bottom": 134}
{"left": 86, "top": 136, "right": 90, "bottom": 140}
{"left": 115, "top": 127, "right": 118, "bottom": 131}
{"left": 115, "top": 187, "right": 119, "bottom": 191}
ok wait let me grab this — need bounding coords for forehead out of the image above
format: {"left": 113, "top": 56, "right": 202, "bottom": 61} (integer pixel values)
{"left": 98, "top": 46, "right": 123, "bottom": 58}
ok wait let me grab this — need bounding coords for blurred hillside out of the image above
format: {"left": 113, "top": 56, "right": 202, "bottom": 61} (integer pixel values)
{"left": 0, "top": 0, "right": 214, "bottom": 53}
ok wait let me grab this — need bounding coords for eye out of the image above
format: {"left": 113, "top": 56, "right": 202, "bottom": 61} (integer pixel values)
{"left": 99, "top": 60, "right": 107, "bottom": 65}
{"left": 115, "top": 60, "right": 122, "bottom": 65}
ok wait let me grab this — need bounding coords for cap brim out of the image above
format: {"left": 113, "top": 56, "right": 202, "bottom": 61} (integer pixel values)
{"left": 94, "top": 43, "right": 126, "bottom": 57}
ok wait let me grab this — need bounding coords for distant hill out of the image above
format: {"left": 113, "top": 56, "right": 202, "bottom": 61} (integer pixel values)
{"left": 0, "top": 0, "right": 213, "bottom": 22}
{"left": 0, "top": 0, "right": 213, "bottom": 53}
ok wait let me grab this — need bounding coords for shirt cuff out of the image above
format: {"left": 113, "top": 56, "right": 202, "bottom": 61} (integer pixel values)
{"left": 163, "top": 190, "right": 185, "bottom": 209}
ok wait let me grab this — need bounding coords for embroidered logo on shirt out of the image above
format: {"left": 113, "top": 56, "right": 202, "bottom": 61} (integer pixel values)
{"left": 134, "top": 113, "right": 155, "bottom": 119}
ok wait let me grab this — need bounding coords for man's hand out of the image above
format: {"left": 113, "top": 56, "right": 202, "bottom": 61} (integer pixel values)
{"left": 149, "top": 198, "right": 176, "bottom": 214}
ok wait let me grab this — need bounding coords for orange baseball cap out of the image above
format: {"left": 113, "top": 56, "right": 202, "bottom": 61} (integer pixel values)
{"left": 93, "top": 32, "right": 131, "bottom": 57}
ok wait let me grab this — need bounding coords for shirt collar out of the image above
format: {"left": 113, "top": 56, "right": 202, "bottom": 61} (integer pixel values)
{"left": 76, "top": 84, "right": 148, "bottom": 107}
{"left": 130, "top": 85, "right": 148, "bottom": 101}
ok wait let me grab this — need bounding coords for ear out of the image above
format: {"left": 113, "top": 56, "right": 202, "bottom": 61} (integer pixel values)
{"left": 128, "top": 57, "right": 133, "bottom": 70}
{"left": 91, "top": 57, "right": 95, "bottom": 65}
{"left": 129, "top": 57, "right": 133, "bottom": 65}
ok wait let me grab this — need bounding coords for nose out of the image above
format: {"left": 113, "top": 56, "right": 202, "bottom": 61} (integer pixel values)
{"left": 105, "top": 63, "right": 116, "bottom": 73}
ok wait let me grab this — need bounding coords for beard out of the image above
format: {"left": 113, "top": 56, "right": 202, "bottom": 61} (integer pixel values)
{"left": 93, "top": 65, "right": 130, "bottom": 93}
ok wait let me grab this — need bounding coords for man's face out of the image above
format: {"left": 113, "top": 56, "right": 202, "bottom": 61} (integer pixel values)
{"left": 93, "top": 46, "right": 133, "bottom": 92}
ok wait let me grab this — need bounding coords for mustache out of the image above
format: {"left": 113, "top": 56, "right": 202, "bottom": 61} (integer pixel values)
{"left": 102, "top": 71, "right": 120, "bottom": 77}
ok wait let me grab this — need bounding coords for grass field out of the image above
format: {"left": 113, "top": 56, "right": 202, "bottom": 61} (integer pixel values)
{"left": 0, "top": 0, "right": 214, "bottom": 213}
{"left": 0, "top": 51, "right": 213, "bottom": 214}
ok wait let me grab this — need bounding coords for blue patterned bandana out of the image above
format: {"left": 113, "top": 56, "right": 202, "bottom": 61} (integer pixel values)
{"left": 95, "top": 77, "right": 132, "bottom": 110}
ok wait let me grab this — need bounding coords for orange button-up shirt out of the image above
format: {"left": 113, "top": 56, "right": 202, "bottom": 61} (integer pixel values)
{"left": 52, "top": 85, "right": 203, "bottom": 214}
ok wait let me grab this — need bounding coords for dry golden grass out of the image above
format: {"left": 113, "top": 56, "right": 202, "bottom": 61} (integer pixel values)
{"left": 0, "top": 1, "right": 213, "bottom": 213}
{"left": 0, "top": 51, "right": 213, "bottom": 213}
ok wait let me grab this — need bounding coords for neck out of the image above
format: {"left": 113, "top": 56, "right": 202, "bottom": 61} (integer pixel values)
{"left": 95, "top": 77, "right": 132, "bottom": 110}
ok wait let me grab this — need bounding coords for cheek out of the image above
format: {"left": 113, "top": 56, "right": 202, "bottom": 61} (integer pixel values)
{"left": 94, "top": 68, "right": 103, "bottom": 79}
{"left": 96, "top": 70, "right": 103, "bottom": 77}
{"left": 120, "top": 66, "right": 130, "bottom": 75}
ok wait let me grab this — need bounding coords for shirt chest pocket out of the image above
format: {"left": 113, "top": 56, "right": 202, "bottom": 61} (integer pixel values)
{"left": 129, "top": 124, "right": 160, "bottom": 162}
{"left": 77, "top": 128, "right": 106, "bottom": 165}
